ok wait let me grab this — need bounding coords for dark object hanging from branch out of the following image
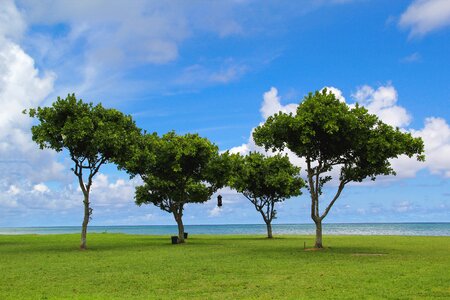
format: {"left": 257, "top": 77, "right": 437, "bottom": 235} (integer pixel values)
{"left": 217, "top": 195, "right": 222, "bottom": 207}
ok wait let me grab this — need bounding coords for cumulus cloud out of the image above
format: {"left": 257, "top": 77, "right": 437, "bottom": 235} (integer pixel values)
{"left": 0, "top": 1, "right": 78, "bottom": 222}
{"left": 91, "top": 173, "right": 142, "bottom": 208}
{"left": 321, "top": 86, "right": 346, "bottom": 103}
{"left": 208, "top": 206, "right": 222, "bottom": 217}
{"left": 0, "top": 172, "right": 142, "bottom": 226}
{"left": 352, "top": 84, "right": 411, "bottom": 128}
{"left": 399, "top": 0, "right": 450, "bottom": 37}
{"left": 411, "top": 117, "right": 450, "bottom": 177}
{"left": 33, "top": 183, "right": 50, "bottom": 193}
{"left": 1, "top": 182, "right": 79, "bottom": 214}
{"left": 229, "top": 84, "right": 450, "bottom": 181}
{"left": 231, "top": 86, "right": 348, "bottom": 157}
{"left": 0, "top": 2, "right": 68, "bottom": 188}
{"left": 0, "top": 0, "right": 26, "bottom": 40}
{"left": 0, "top": 1, "right": 180, "bottom": 225}
{"left": 260, "top": 87, "right": 298, "bottom": 119}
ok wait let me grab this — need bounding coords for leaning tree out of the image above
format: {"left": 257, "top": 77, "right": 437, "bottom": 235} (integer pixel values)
{"left": 123, "top": 131, "right": 231, "bottom": 244}
{"left": 230, "top": 152, "right": 305, "bottom": 238}
{"left": 253, "top": 89, "right": 424, "bottom": 248}
{"left": 27, "top": 94, "right": 141, "bottom": 249}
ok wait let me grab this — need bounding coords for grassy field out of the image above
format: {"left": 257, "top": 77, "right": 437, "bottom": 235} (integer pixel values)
{"left": 0, "top": 234, "right": 449, "bottom": 299}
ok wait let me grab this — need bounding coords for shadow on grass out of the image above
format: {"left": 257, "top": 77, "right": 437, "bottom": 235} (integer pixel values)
{"left": 0, "top": 234, "right": 180, "bottom": 254}
{"left": 0, "top": 234, "right": 403, "bottom": 256}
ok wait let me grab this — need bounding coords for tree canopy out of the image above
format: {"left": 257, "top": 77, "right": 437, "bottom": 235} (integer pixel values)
{"left": 128, "top": 131, "right": 231, "bottom": 243}
{"left": 230, "top": 152, "right": 305, "bottom": 238}
{"left": 27, "top": 94, "right": 141, "bottom": 249}
{"left": 253, "top": 89, "right": 425, "bottom": 247}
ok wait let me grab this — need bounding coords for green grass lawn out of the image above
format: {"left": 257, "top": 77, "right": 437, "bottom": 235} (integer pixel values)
{"left": 0, "top": 234, "right": 449, "bottom": 299}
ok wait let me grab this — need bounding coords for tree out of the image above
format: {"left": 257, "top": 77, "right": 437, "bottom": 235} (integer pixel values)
{"left": 253, "top": 89, "right": 425, "bottom": 248}
{"left": 230, "top": 152, "right": 305, "bottom": 238}
{"left": 26, "top": 94, "right": 141, "bottom": 249}
{"left": 127, "top": 131, "right": 230, "bottom": 243}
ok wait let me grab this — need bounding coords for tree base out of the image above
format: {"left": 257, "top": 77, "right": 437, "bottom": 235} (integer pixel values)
{"left": 304, "top": 247, "right": 327, "bottom": 251}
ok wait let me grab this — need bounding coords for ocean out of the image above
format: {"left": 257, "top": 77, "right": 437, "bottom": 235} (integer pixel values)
{"left": 0, "top": 223, "right": 448, "bottom": 236}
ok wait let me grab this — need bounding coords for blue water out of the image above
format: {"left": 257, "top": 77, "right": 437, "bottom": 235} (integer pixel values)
{"left": 0, "top": 223, "right": 448, "bottom": 236}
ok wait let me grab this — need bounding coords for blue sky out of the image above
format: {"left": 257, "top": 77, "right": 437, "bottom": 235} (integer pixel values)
{"left": 0, "top": 0, "right": 449, "bottom": 227}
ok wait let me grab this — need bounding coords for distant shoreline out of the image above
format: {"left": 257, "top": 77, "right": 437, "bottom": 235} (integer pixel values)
{"left": 1, "top": 223, "right": 449, "bottom": 236}
{"left": 2, "top": 221, "right": 449, "bottom": 228}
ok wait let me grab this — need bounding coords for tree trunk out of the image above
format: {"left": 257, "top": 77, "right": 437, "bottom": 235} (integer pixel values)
{"left": 80, "top": 193, "right": 90, "bottom": 250}
{"left": 266, "top": 222, "right": 273, "bottom": 239}
{"left": 173, "top": 212, "right": 185, "bottom": 244}
{"left": 314, "top": 219, "right": 323, "bottom": 248}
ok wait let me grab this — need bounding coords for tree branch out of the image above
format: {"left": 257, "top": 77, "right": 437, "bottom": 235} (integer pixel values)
{"left": 320, "top": 180, "right": 347, "bottom": 220}
{"left": 314, "top": 159, "right": 322, "bottom": 218}
{"left": 307, "top": 157, "right": 318, "bottom": 222}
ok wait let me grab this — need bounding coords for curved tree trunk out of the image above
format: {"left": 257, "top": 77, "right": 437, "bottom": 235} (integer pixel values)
{"left": 314, "top": 220, "right": 323, "bottom": 248}
{"left": 80, "top": 193, "right": 90, "bottom": 250}
{"left": 173, "top": 211, "right": 185, "bottom": 244}
{"left": 266, "top": 222, "right": 273, "bottom": 239}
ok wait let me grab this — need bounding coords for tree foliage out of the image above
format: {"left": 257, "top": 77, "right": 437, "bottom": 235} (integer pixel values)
{"left": 230, "top": 152, "right": 305, "bottom": 238}
{"left": 27, "top": 94, "right": 141, "bottom": 249}
{"left": 126, "top": 131, "right": 232, "bottom": 243}
{"left": 253, "top": 89, "right": 425, "bottom": 247}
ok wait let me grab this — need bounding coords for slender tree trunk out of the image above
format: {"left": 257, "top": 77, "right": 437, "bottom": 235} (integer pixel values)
{"left": 266, "top": 221, "right": 273, "bottom": 239}
{"left": 314, "top": 219, "right": 323, "bottom": 248}
{"left": 80, "top": 193, "right": 90, "bottom": 250}
{"left": 173, "top": 211, "right": 185, "bottom": 244}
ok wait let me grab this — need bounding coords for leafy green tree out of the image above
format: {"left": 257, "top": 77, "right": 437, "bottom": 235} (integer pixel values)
{"left": 230, "top": 152, "right": 305, "bottom": 238}
{"left": 26, "top": 94, "right": 141, "bottom": 249}
{"left": 127, "top": 131, "right": 231, "bottom": 243}
{"left": 253, "top": 89, "right": 425, "bottom": 248}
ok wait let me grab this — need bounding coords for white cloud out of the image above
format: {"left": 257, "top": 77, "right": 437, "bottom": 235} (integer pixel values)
{"left": 7, "top": 185, "right": 20, "bottom": 195}
{"left": 19, "top": 1, "right": 190, "bottom": 65}
{"left": 0, "top": 1, "right": 80, "bottom": 220}
{"left": 392, "top": 200, "right": 417, "bottom": 213}
{"left": 0, "top": 172, "right": 143, "bottom": 223}
{"left": 351, "top": 84, "right": 411, "bottom": 128}
{"left": 208, "top": 206, "right": 222, "bottom": 217}
{"left": 0, "top": 0, "right": 26, "bottom": 40}
{"left": 399, "top": 0, "right": 450, "bottom": 37}
{"left": 91, "top": 173, "right": 142, "bottom": 208}
{"left": 33, "top": 183, "right": 50, "bottom": 193}
{"left": 411, "top": 117, "right": 450, "bottom": 177}
{"left": 261, "top": 87, "right": 297, "bottom": 119}
{"left": 229, "top": 142, "right": 252, "bottom": 155}
{"left": 15, "top": 0, "right": 252, "bottom": 95}
{"left": 206, "top": 187, "right": 248, "bottom": 219}
{"left": 0, "top": 3, "right": 67, "bottom": 186}
{"left": 0, "top": 181, "right": 79, "bottom": 212}
{"left": 229, "top": 85, "right": 450, "bottom": 181}
{"left": 229, "top": 88, "right": 307, "bottom": 172}
{"left": 321, "top": 86, "right": 346, "bottom": 103}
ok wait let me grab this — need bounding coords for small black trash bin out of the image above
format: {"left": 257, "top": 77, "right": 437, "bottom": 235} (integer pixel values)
{"left": 184, "top": 232, "right": 188, "bottom": 239}
{"left": 171, "top": 236, "right": 178, "bottom": 244}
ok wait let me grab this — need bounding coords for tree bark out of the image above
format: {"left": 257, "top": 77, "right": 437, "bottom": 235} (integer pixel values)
{"left": 314, "top": 219, "right": 323, "bottom": 248}
{"left": 80, "top": 193, "right": 90, "bottom": 250}
{"left": 173, "top": 211, "right": 185, "bottom": 244}
{"left": 266, "top": 222, "right": 273, "bottom": 239}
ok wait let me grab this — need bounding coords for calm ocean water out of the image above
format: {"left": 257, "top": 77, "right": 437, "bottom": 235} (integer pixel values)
{"left": 0, "top": 223, "right": 448, "bottom": 236}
